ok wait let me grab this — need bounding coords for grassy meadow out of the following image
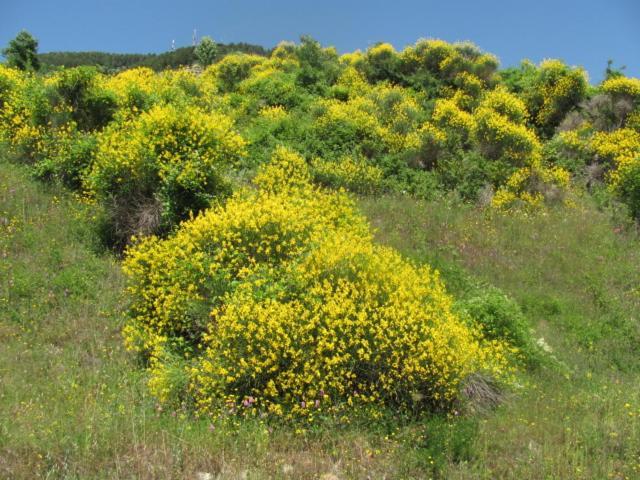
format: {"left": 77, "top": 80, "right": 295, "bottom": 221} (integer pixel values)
{"left": 1, "top": 157, "right": 639, "bottom": 479}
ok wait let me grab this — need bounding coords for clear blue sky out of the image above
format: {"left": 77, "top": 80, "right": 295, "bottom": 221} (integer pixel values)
{"left": 1, "top": 0, "right": 638, "bottom": 82}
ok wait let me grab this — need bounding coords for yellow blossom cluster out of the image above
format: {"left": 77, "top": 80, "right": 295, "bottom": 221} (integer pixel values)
{"left": 591, "top": 129, "right": 640, "bottom": 212}
{"left": 87, "top": 103, "right": 246, "bottom": 225}
{"left": 522, "top": 59, "right": 588, "bottom": 136}
{"left": 123, "top": 148, "right": 514, "bottom": 418}
{"left": 431, "top": 98, "right": 475, "bottom": 144}
{"left": 400, "top": 39, "right": 497, "bottom": 84}
{"left": 314, "top": 96, "right": 403, "bottom": 154}
{"left": 545, "top": 123, "right": 640, "bottom": 216}
{"left": 492, "top": 163, "right": 571, "bottom": 211}
{"left": 311, "top": 155, "right": 384, "bottom": 194}
{"left": 591, "top": 128, "right": 640, "bottom": 169}
{"left": 0, "top": 65, "right": 42, "bottom": 153}
{"left": 601, "top": 76, "right": 640, "bottom": 102}
{"left": 473, "top": 89, "right": 542, "bottom": 166}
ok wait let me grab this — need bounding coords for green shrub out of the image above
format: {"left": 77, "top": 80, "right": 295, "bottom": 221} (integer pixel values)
{"left": 50, "top": 66, "right": 117, "bottom": 131}
{"left": 33, "top": 130, "right": 97, "bottom": 189}
{"left": 239, "top": 68, "right": 308, "bottom": 110}
{"left": 524, "top": 60, "right": 588, "bottom": 138}
{"left": 87, "top": 104, "right": 246, "bottom": 245}
{"left": 613, "top": 157, "right": 640, "bottom": 219}
{"left": 458, "top": 286, "right": 541, "bottom": 365}
{"left": 204, "top": 53, "right": 265, "bottom": 93}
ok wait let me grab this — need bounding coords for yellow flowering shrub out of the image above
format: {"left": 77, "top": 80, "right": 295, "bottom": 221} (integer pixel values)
{"left": 202, "top": 53, "right": 266, "bottom": 93}
{"left": 193, "top": 234, "right": 511, "bottom": 417}
{"left": 258, "top": 104, "right": 288, "bottom": 120}
{"left": 431, "top": 98, "right": 475, "bottom": 144}
{"left": 252, "top": 145, "right": 311, "bottom": 192}
{"left": 626, "top": 110, "right": 640, "bottom": 131}
{"left": 591, "top": 128, "right": 640, "bottom": 169}
{"left": 601, "top": 76, "right": 640, "bottom": 102}
{"left": 367, "top": 42, "right": 397, "bottom": 61}
{"left": 44, "top": 67, "right": 118, "bottom": 133}
{"left": 363, "top": 42, "right": 400, "bottom": 83}
{"left": 0, "top": 65, "right": 30, "bottom": 146}
{"left": 477, "top": 88, "right": 528, "bottom": 124}
{"left": 591, "top": 129, "right": 640, "bottom": 216}
{"left": 271, "top": 41, "right": 297, "bottom": 60}
{"left": 237, "top": 66, "right": 303, "bottom": 109}
{"left": 400, "top": 39, "right": 457, "bottom": 77}
{"left": 524, "top": 59, "right": 588, "bottom": 136}
{"left": 104, "top": 67, "right": 159, "bottom": 114}
{"left": 0, "top": 70, "right": 63, "bottom": 163}
{"left": 122, "top": 151, "right": 367, "bottom": 346}
{"left": 339, "top": 50, "right": 366, "bottom": 68}
{"left": 492, "top": 162, "right": 571, "bottom": 211}
{"left": 0, "top": 64, "right": 25, "bottom": 113}
{"left": 87, "top": 104, "right": 246, "bottom": 235}
{"left": 543, "top": 128, "right": 595, "bottom": 173}
{"left": 311, "top": 155, "right": 383, "bottom": 194}
{"left": 123, "top": 149, "right": 513, "bottom": 417}
{"left": 405, "top": 122, "right": 448, "bottom": 169}
{"left": 369, "top": 84, "right": 424, "bottom": 135}
{"left": 313, "top": 97, "right": 399, "bottom": 156}
{"left": 101, "top": 67, "right": 201, "bottom": 122}
{"left": 473, "top": 89, "right": 542, "bottom": 166}
{"left": 158, "top": 68, "right": 201, "bottom": 102}
{"left": 451, "top": 72, "right": 486, "bottom": 109}
{"left": 611, "top": 156, "right": 640, "bottom": 219}
{"left": 399, "top": 39, "right": 498, "bottom": 86}
{"left": 334, "top": 66, "right": 369, "bottom": 98}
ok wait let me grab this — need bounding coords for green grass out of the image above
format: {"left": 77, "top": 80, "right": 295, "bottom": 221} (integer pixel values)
{"left": 0, "top": 160, "right": 483, "bottom": 479}
{"left": 361, "top": 195, "right": 640, "bottom": 479}
{"left": 1, "top": 158, "right": 640, "bottom": 479}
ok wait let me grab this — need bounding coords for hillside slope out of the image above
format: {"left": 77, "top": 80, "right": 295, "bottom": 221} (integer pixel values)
{"left": 361, "top": 195, "right": 640, "bottom": 478}
{"left": 1, "top": 159, "right": 639, "bottom": 478}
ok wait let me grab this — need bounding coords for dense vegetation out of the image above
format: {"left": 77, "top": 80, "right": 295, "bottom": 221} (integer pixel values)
{"left": 37, "top": 42, "right": 270, "bottom": 72}
{"left": 1, "top": 33, "right": 639, "bottom": 478}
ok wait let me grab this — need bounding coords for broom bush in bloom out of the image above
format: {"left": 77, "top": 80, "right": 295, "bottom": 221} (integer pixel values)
{"left": 362, "top": 42, "right": 401, "bottom": 84}
{"left": 431, "top": 98, "right": 475, "bottom": 146}
{"left": 311, "top": 155, "right": 384, "bottom": 194}
{"left": 48, "top": 66, "right": 117, "bottom": 131}
{"left": 591, "top": 128, "right": 640, "bottom": 169}
{"left": 492, "top": 162, "right": 570, "bottom": 211}
{"left": 523, "top": 59, "right": 588, "bottom": 137}
{"left": 87, "top": 103, "right": 246, "bottom": 240}
{"left": 123, "top": 148, "right": 514, "bottom": 418}
{"left": 203, "top": 53, "right": 267, "bottom": 93}
{"left": 311, "top": 97, "right": 399, "bottom": 158}
{"left": 591, "top": 129, "right": 640, "bottom": 218}
{"left": 601, "top": 76, "right": 640, "bottom": 103}
{"left": 473, "top": 90, "right": 541, "bottom": 167}
{"left": 104, "top": 67, "right": 160, "bottom": 115}
{"left": 476, "top": 88, "right": 529, "bottom": 125}
{"left": 0, "top": 64, "right": 29, "bottom": 146}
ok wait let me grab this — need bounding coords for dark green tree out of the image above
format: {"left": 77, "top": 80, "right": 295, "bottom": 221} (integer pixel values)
{"left": 604, "top": 59, "right": 626, "bottom": 80}
{"left": 295, "top": 35, "right": 341, "bottom": 93}
{"left": 2, "top": 30, "right": 40, "bottom": 71}
{"left": 194, "top": 36, "right": 218, "bottom": 67}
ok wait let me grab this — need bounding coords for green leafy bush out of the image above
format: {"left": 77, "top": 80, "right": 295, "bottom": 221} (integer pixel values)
{"left": 50, "top": 66, "right": 117, "bottom": 131}
{"left": 87, "top": 104, "right": 246, "bottom": 244}
{"left": 459, "top": 286, "right": 541, "bottom": 365}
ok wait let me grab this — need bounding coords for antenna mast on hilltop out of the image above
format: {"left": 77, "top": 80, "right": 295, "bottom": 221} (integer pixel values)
{"left": 171, "top": 39, "right": 176, "bottom": 51}
{"left": 192, "top": 28, "right": 197, "bottom": 46}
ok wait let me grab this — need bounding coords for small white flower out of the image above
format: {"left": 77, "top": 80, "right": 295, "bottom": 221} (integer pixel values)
{"left": 536, "top": 337, "right": 553, "bottom": 353}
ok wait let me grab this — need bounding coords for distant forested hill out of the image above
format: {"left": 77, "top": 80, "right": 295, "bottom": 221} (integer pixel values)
{"left": 38, "top": 43, "right": 270, "bottom": 71}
